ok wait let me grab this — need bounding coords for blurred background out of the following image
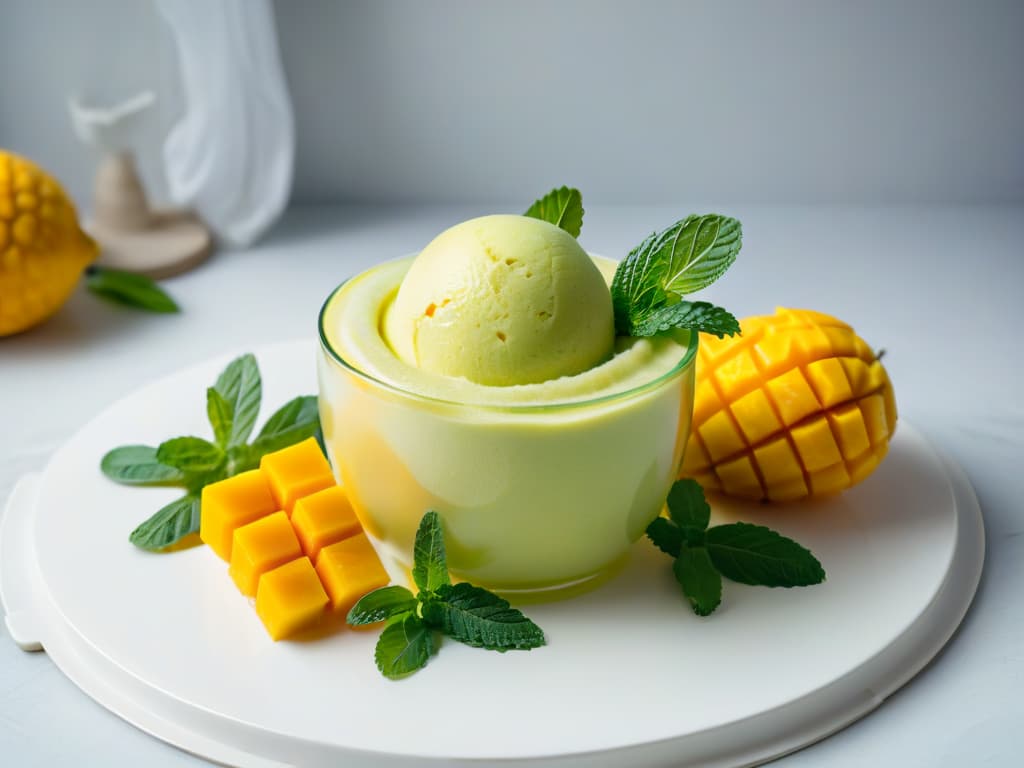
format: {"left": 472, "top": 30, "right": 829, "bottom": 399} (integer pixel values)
{"left": 2, "top": 0, "right": 1022, "bottom": 213}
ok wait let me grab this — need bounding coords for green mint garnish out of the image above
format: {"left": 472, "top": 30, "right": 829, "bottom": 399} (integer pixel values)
{"left": 420, "top": 583, "right": 545, "bottom": 651}
{"left": 212, "top": 353, "right": 262, "bottom": 447}
{"left": 100, "top": 445, "right": 186, "bottom": 485}
{"left": 374, "top": 613, "right": 436, "bottom": 679}
{"left": 206, "top": 388, "right": 235, "bottom": 448}
{"left": 524, "top": 186, "right": 584, "bottom": 238}
{"left": 101, "top": 354, "right": 321, "bottom": 552}
{"left": 705, "top": 522, "right": 826, "bottom": 587}
{"left": 348, "top": 510, "right": 546, "bottom": 679}
{"left": 673, "top": 544, "right": 722, "bottom": 617}
{"left": 85, "top": 266, "right": 180, "bottom": 313}
{"left": 155, "top": 436, "right": 224, "bottom": 475}
{"left": 611, "top": 213, "right": 742, "bottom": 338}
{"left": 647, "top": 479, "right": 825, "bottom": 615}
{"left": 249, "top": 396, "right": 321, "bottom": 456}
{"left": 347, "top": 585, "right": 419, "bottom": 626}
{"left": 128, "top": 495, "right": 200, "bottom": 551}
{"left": 412, "top": 509, "right": 451, "bottom": 593}
{"left": 667, "top": 478, "right": 712, "bottom": 543}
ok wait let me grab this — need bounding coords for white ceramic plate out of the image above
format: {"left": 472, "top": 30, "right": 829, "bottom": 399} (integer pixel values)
{"left": 0, "top": 341, "right": 984, "bottom": 767}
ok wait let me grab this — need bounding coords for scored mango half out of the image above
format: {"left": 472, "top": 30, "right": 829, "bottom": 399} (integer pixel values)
{"left": 680, "top": 307, "right": 896, "bottom": 502}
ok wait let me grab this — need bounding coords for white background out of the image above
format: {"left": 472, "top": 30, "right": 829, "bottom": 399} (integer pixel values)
{"left": 1, "top": 0, "right": 1021, "bottom": 207}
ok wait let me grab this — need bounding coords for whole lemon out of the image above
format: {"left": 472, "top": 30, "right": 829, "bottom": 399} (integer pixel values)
{"left": 0, "top": 150, "right": 98, "bottom": 336}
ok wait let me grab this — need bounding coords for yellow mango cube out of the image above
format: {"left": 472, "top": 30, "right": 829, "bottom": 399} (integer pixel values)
{"left": 259, "top": 437, "right": 335, "bottom": 515}
{"left": 698, "top": 410, "right": 746, "bottom": 463}
{"left": 766, "top": 367, "right": 821, "bottom": 426}
{"left": 229, "top": 512, "right": 303, "bottom": 597}
{"left": 255, "top": 557, "right": 328, "bottom": 640}
{"left": 729, "top": 387, "right": 783, "bottom": 444}
{"left": 315, "top": 533, "right": 390, "bottom": 614}
{"left": 790, "top": 415, "right": 842, "bottom": 473}
{"left": 199, "top": 469, "right": 278, "bottom": 561}
{"left": 805, "top": 357, "right": 854, "bottom": 408}
{"left": 715, "top": 454, "right": 763, "bottom": 499}
{"left": 291, "top": 485, "right": 362, "bottom": 560}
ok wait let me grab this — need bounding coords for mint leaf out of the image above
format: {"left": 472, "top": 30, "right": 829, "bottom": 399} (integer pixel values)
{"left": 612, "top": 214, "right": 741, "bottom": 337}
{"left": 347, "top": 586, "right": 418, "bottom": 626}
{"left": 85, "top": 266, "right": 179, "bottom": 313}
{"left": 412, "top": 510, "right": 450, "bottom": 593}
{"left": 421, "top": 583, "right": 545, "bottom": 651}
{"left": 100, "top": 445, "right": 185, "bottom": 485}
{"left": 213, "top": 354, "right": 261, "bottom": 446}
{"left": 631, "top": 301, "right": 740, "bottom": 339}
{"left": 673, "top": 545, "right": 722, "bottom": 616}
{"left": 706, "top": 522, "right": 826, "bottom": 587}
{"left": 249, "top": 396, "right": 321, "bottom": 457}
{"left": 646, "top": 517, "right": 683, "bottom": 558}
{"left": 524, "top": 186, "right": 584, "bottom": 238}
{"left": 156, "top": 437, "right": 223, "bottom": 474}
{"left": 129, "top": 494, "right": 200, "bottom": 551}
{"left": 206, "top": 388, "right": 234, "bottom": 448}
{"left": 667, "top": 478, "right": 711, "bottom": 543}
{"left": 375, "top": 613, "right": 435, "bottom": 679}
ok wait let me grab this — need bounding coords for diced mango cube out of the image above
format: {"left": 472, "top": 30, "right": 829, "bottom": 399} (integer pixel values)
{"left": 752, "top": 435, "right": 804, "bottom": 483}
{"left": 259, "top": 437, "right": 336, "bottom": 515}
{"left": 255, "top": 557, "right": 328, "bottom": 640}
{"left": 805, "top": 357, "right": 854, "bottom": 408}
{"left": 691, "top": 378, "right": 723, "bottom": 428}
{"left": 859, "top": 394, "right": 889, "bottom": 446}
{"left": 765, "top": 367, "right": 821, "bottom": 426}
{"left": 827, "top": 402, "right": 871, "bottom": 460}
{"left": 714, "top": 454, "right": 763, "bottom": 499}
{"left": 766, "top": 476, "right": 809, "bottom": 502}
{"left": 808, "top": 462, "right": 852, "bottom": 496}
{"left": 315, "top": 533, "right": 390, "bottom": 614}
{"left": 790, "top": 415, "right": 842, "bottom": 472}
{"left": 698, "top": 410, "right": 746, "bottom": 463}
{"left": 229, "top": 511, "right": 303, "bottom": 596}
{"left": 200, "top": 469, "right": 277, "bottom": 561}
{"left": 729, "top": 387, "right": 783, "bottom": 444}
{"left": 291, "top": 485, "right": 361, "bottom": 560}
{"left": 713, "top": 347, "right": 761, "bottom": 402}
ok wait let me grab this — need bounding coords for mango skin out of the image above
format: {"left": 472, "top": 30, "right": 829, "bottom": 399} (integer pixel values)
{"left": 680, "top": 308, "right": 896, "bottom": 502}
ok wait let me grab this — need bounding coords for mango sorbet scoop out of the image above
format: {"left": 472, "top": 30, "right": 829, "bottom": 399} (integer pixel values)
{"left": 383, "top": 215, "right": 615, "bottom": 386}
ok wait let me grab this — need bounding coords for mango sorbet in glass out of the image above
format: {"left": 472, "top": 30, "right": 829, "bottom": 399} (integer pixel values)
{"left": 318, "top": 214, "right": 696, "bottom": 595}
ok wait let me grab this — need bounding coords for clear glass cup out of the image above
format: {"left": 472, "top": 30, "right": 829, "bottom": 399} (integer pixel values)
{"left": 317, "top": 261, "right": 697, "bottom": 597}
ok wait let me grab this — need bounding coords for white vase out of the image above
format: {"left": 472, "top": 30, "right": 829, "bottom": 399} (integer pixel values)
{"left": 156, "top": 0, "right": 294, "bottom": 247}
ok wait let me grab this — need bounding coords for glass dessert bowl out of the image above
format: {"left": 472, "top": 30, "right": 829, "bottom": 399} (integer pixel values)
{"left": 317, "top": 254, "right": 697, "bottom": 597}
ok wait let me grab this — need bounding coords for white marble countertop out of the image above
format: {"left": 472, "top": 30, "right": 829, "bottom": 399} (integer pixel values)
{"left": 2, "top": 204, "right": 1022, "bottom": 766}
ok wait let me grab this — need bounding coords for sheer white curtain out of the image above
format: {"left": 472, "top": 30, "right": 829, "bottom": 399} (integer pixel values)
{"left": 156, "top": 0, "right": 293, "bottom": 246}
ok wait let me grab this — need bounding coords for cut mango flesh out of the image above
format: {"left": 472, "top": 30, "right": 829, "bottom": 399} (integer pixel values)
{"left": 260, "top": 437, "right": 336, "bottom": 515}
{"left": 229, "top": 511, "right": 303, "bottom": 596}
{"left": 316, "top": 533, "right": 391, "bottom": 614}
{"left": 291, "top": 485, "right": 362, "bottom": 560}
{"left": 255, "top": 557, "right": 329, "bottom": 640}
{"left": 200, "top": 470, "right": 278, "bottom": 560}
{"left": 681, "top": 307, "right": 897, "bottom": 501}
{"left": 201, "top": 439, "right": 390, "bottom": 640}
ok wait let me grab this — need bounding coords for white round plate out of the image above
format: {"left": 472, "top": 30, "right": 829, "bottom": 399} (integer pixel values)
{"left": 0, "top": 341, "right": 984, "bottom": 768}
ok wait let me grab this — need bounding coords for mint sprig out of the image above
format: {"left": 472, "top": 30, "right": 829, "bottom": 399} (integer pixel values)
{"left": 348, "top": 510, "right": 545, "bottom": 679}
{"left": 524, "top": 186, "right": 584, "bottom": 238}
{"left": 647, "top": 479, "right": 825, "bottom": 615}
{"left": 101, "top": 354, "right": 322, "bottom": 551}
{"left": 612, "top": 213, "right": 742, "bottom": 338}
{"left": 85, "top": 266, "right": 180, "bottom": 313}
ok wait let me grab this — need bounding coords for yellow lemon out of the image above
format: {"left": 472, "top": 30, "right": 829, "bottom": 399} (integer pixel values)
{"left": 0, "top": 150, "right": 98, "bottom": 336}
{"left": 681, "top": 307, "right": 897, "bottom": 501}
